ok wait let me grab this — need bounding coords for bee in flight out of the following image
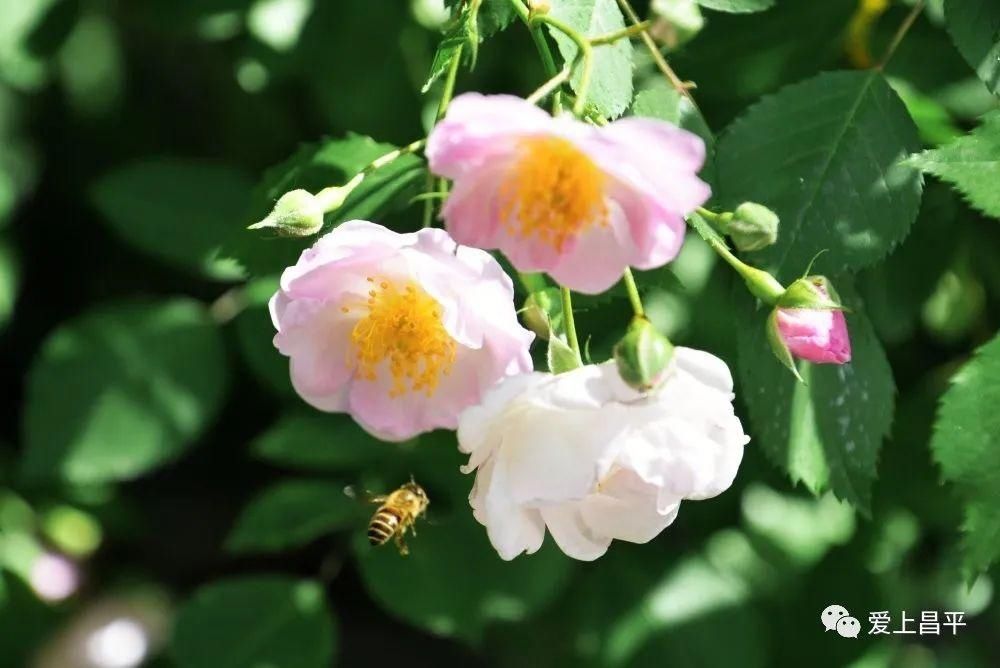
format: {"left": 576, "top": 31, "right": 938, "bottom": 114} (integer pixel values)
{"left": 348, "top": 480, "right": 430, "bottom": 556}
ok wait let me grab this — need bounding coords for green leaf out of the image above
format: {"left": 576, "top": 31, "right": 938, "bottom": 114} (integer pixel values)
{"left": 716, "top": 70, "right": 923, "bottom": 281}
{"left": 225, "top": 134, "right": 425, "bottom": 278}
{"left": 696, "top": 0, "right": 774, "bottom": 13}
{"left": 252, "top": 413, "right": 388, "bottom": 472}
{"left": 909, "top": 109, "right": 1000, "bottom": 219}
{"left": 944, "top": 0, "right": 1000, "bottom": 95}
{"left": 90, "top": 159, "right": 252, "bottom": 281}
{"left": 445, "top": 0, "right": 516, "bottom": 37}
{"left": 423, "top": 6, "right": 475, "bottom": 93}
{"left": 226, "top": 479, "right": 363, "bottom": 554}
{"left": 548, "top": 0, "right": 635, "bottom": 119}
{"left": 354, "top": 511, "right": 573, "bottom": 643}
{"left": 232, "top": 276, "right": 294, "bottom": 397}
{"left": 931, "top": 333, "right": 1000, "bottom": 575}
{"left": 173, "top": 576, "right": 337, "bottom": 668}
{"left": 631, "top": 80, "right": 713, "bottom": 144}
{"left": 858, "top": 182, "right": 960, "bottom": 344}
{"left": 21, "top": 300, "right": 229, "bottom": 484}
{"left": 735, "top": 284, "right": 895, "bottom": 512}
{"left": 672, "top": 0, "right": 856, "bottom": 105}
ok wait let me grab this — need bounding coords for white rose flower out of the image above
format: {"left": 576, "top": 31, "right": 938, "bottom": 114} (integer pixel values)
{"left": 458, "top": 348, "right": 749, "bottom": 561}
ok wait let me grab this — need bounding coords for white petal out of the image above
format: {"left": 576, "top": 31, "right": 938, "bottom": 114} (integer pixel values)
{"left": 539, "top": 503, "right": 611, "bottom": 561}
{"left": 473, "top": 457, "right": 546, "bottom": 560}
{"left": 581, "top": 470, "right": 681, "bottom": 544}
{"left": 670, "top": 347, "right": 734, "bottom": 395}
{"left": 500, "top": 402, "right": 624, "bottom": 504}
{"left": 457, "top": 372, "right": 548, "bottom": 462}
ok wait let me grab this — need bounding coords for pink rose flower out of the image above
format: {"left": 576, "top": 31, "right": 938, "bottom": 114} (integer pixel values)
{"left": 774, "top": 284, "right": 852, "bottom": 364}
{"left": 270, "top": 220, "right": 534, "bottom": 440}
{"left": 426, "top": 94, "right": 710, "bottom": 294}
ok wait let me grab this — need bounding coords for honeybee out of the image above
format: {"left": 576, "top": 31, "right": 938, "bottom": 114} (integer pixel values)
{"left": 348, "top": 480, "right": 430, "bottom": 556}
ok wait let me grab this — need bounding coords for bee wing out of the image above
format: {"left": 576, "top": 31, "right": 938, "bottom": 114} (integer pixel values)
{"left": 343, "top": 485, "right": 384, "bottom": 505}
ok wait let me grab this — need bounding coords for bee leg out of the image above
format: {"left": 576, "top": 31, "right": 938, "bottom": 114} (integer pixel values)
{"left": 395, "top": 532, "right": 409, "bottom": 556}
{"left": 370, "top": 495, "right": 387, "bottom": 504}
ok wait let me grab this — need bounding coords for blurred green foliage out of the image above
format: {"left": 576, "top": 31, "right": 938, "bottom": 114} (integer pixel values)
{"left": 1, "top": 0, "right": 999, "bottom": 667}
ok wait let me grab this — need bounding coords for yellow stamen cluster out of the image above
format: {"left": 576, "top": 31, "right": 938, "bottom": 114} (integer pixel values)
{"left": 498, "top": 136, "right": 608, "bottom": 251}
{"left": 345, "top": 278, "right": 456, "bottom": 397}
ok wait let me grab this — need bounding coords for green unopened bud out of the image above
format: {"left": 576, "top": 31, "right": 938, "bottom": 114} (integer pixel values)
{"left": 613, "top": 318, "right": 675, "bottom": 392}
{"left": 248, "top": 189, "right": 325, "bottom": 237}
{"left": 777, "top": 275, "right": 843, "bottom": 310}
{"left": 522, "top": 291, "right": 556, "bottom": 341}
{"left": 724, "top": 202, "right": 779, "bottom": 252}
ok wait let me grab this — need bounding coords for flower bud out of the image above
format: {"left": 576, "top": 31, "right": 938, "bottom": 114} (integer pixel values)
{"left": 768, "top": 276, "right": 851, "bottom": 371}
{"left": 724, "top": 202, "right": 779, "bottom": 252}
{"left": 248, "top": 189, "right": 325, "bottom": 237}
{"left": 522, "top": 290, "right": 555, "bottom": 341}
{"left": 613, "top": 318, "right": 675, "bottom": 392}
{"left": 528, "top": 0, "right": 551, "bottom": 16}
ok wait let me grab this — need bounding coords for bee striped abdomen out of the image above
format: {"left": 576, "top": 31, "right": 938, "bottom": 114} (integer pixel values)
{"left": 368, "top": 508, "right": 401, "bottom": 546}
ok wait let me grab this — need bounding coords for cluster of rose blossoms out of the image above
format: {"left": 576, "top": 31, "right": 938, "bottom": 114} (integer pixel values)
{"left": 267, "top": 93, "right": 852, "bottom": 561}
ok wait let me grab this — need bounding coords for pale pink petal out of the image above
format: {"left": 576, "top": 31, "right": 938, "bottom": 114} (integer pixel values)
{"left": 346, "top": 369, "right": 426, "bottom": 441}
{"left": 279, "top": 220, "right": 404, "bottom": 299}
{"left": 276, "top": 303, "right": 355, "bottom": 410}
{"left": 588, "top": 117, "right": 709, "bottom": 209}
{"left": 776, "top": 308, "right": 852, "bottom": 364}
{"left": 546, "top": 200, "right": 633, "bottom": 294}
{"left": 606, "top": 182, "right": 687, "bottom": 269}
{"left": 427, "top": 94, "right": 553, "bottom": 178}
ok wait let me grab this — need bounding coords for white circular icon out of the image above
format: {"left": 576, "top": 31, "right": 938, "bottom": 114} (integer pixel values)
{"left": 821, "top": 604, "right": 850, "bottom": 631}
{"left": 836, "top": 616, "right": 861, "bottom": 638}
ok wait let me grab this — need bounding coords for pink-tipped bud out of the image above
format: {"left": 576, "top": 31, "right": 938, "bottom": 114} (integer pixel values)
{"left": 769, "top": 277, "right": 851, "bottom": 370}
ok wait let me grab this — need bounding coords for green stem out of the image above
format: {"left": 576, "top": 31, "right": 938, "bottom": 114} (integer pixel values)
{"left": 876, "top": 0, "right": 924, "bottom": 70}
{"left": 531, "top": 14, "right": 593, "bottom": 116}
{"left": 560, "top": 287, "right": 582, "bottom": 358}
{"left": 695, "top": 206, "right": 733, "bottom": 234}
{"left": 686, "top": 213, "right": 785, "bottom": 303}
{"left": 526, "top": 64, "right": 571, "bottom": 105}
{"left": 422, "top": 46, "right": 464, "bottom": 228}
{"left": 316, "top": 138, "right": 426, "bottom": 212}
{"left": 615, "top": 0, "right": 699, "bottom": 110}
{"left": 509, "top": 0, "right": 564, "bottom": 111}
{"left": 589, "top": 20, "right": 651, "bottom": 46}
{"left": 621, "top": 268, "right": 645, "bottom": 317}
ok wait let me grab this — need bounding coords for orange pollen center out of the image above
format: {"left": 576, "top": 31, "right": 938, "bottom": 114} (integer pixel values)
{"left": 343, "top": 277, "right": 456, "bottom": 397}
{"left": 498, "top": 136, "right": 608, "bottom": 251}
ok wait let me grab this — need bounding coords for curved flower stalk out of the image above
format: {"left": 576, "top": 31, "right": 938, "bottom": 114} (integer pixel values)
{"left": 426, "top": 93, "right": 710, "bottom": 294}
{"left": 270, "top": 220, "right": 534, "bottom": 441}
{"left": 458, "top": 349, "right": 749, "bottom": 561}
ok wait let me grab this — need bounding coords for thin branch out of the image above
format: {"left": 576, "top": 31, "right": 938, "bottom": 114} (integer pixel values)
{"left": 876, "top": 1, "right": 924, "bottom": 71}
{"left": 615, "top": 0, "right": 699, "bottom": 110}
